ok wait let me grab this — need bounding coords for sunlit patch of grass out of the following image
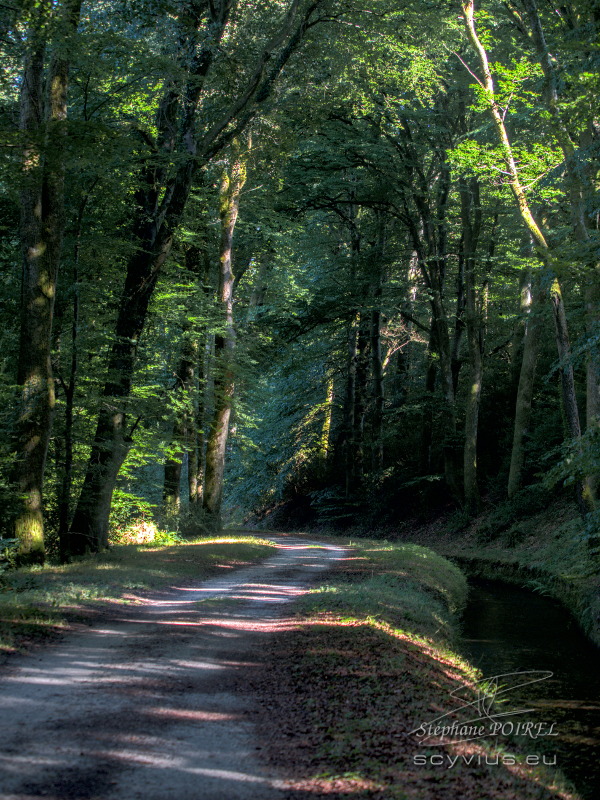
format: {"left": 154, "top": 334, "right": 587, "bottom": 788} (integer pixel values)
{"left": 296, "top": 539, "right": 468, "bottom": 644}
{"left": 0, "top": 536, "right": 275, "bottom": 653}
{"left": 0, "top": 603, "right": 69, "bottom": 653}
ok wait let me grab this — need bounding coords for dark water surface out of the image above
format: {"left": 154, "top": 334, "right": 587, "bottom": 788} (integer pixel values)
{"left": 459, "top": 579, "right": 600, "bottom": 799}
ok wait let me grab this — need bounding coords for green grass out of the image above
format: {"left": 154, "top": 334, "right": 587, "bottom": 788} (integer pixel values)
{"left": 296, "top": 539, "right": 468, "bottom": 642}
{"left": 0, "top": 535, "right": 275, "bottom": 653}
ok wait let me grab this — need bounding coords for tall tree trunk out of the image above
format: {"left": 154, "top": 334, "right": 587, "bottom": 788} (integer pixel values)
{"left": 163, "top": 243, "right": 211, "bottom": 511}
{"left": 68, "top": 208, "right": 176, "bottom": 553}
{"left": 507, "top": 272, "right": 541, "bottom": 498}
{"left": 420, "top": 340, "right": 437, "bottom": 475}
{"left": 331, "top": 214, "right": 361, "bottom": 497}
{"left": 319, "top": 373, "right": 335, "bottom": 466}
{"left": 190, "top": 335, "right": 211, "bottom": 503}
{"left": 409, "top": 168, "right": 459, "bottom": 494}
{"left": 336, "top": 319, "right": 358, "bottom": 497}
{"left": 392, "top": 248, "right": 419, "bottom": 406}
{"left": 12, "top": 0, "right": 81, "bottom": 563}
{"left": 451, "top": 241, "right": 466, "bottom": 396}
{"left": 431, "top": 285, "right": 461, "bottom": 498}
{"left": 187, "top": 409, "right": 200, "bottom": 503}
{"left": 57, "top": 189, "right": 91, "bottom": 560}
{"left": 460, "top": 177, "right": 483, "bottom": 514}
{"left": 370, "top": 216, "right": 385, "bottom": 470}
{"left": 163, "top": 335, "right": 198, "bottom": 514}
{"left": 509, "top": 262, "right": 535, "bottom": 392}
{"left": 522, "top": 0, "right": 598, "bottom": 508}
{"left": 202, "top": 148, "right": 247, "bottom": 527}
{"left": 463, "top": 0, "right": 592, "bottom": 516}
{"left": 371, "top": 306, "right": 384, "bottom": 470}
{"left": 352, "top": 312, "right": 370, "bottom": 486}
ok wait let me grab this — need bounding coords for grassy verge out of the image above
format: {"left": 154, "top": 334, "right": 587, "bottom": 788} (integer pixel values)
{"left": 251, "top": 537, "right": 578, "bottom": 800}
{"left": 0, "top": 535, "right": 274, "bottom": 654}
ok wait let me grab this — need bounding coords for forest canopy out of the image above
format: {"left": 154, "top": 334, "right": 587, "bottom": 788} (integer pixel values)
{"left": 0, "top": 0, "right": 598, "bottom": 562}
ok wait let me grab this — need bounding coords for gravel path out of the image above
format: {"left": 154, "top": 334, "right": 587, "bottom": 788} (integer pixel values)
{"left": 0, "top": 536, "right": 345, "bottom": 800}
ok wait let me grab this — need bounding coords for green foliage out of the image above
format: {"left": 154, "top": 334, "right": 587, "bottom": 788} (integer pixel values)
{"left": 544, "top": 424, "right": 600, "bottom": 494}
{"left": 0, "top": 538, "right": 19, "bottom": 572}
{"left": 0, "top": 0, "right": 599, "bottom": 559}
{"left": 108, "top": 490, "right": 158, "bottom": 542}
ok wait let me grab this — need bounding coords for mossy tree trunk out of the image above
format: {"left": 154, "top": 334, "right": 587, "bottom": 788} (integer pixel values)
{"left": 202, "top": 147, "right": 247, "bottom": 527}
{"left": 12, "top": 0, "right": 82, "bottom": 564}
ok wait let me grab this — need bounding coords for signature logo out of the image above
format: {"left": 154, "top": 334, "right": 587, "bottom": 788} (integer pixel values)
{"left": 411, "top": 670, "right": 558, "bottom": 745}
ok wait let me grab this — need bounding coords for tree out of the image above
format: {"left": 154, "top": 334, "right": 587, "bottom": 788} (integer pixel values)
{"left": 461, "top": 0, "right": 593, "bottom": 515}
{"left": 68, "top": 0, "right": 331, "bottom": 552}
{"left": 12, "top": 0, "right": 82, "bottom": 563}
{"left": 203, "top": 142, "right": 247, "bottom": 526}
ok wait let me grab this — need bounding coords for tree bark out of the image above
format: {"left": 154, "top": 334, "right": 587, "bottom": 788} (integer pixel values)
{"left": 420, "top": 340, "right": 437, "bottom": 475}
{"left": 319, "top": 374, "right": 335, "bottom": 466}
{"left": 12, "top": 0, "right": 82, "bottom": 563}
{"left": 508, "top": 271, "right": 541, "bottom": 498}
{"left": 190, "top": 335, "right": 210, "bottom": 503}
{"left": 390, "top": 247, "right": 419, "bottom": 406}
{"left": 352, "top": 311, "right": 370, "bottom": 485}
{"left": 163, "top": 335, "right": 198, "bottom": 514}
{"left": 451, "top": 240, "right": 466, "bottom": 396}
{"left": 460, "top": 177, "right": 483, "bottom": 514}
{"left": 509, "top": 262, "right": 535, "bottom": 392}
{"left": 370, "top": 215, "right": 385, "bottom": 470}
{"left": 335, "top": 319, "right": 358, "bottom": 497}
{"left": 163, "top": 243, "right": 211, "bottom": 512}
{"left": 57, "top": 189, "right": 91, "bottom": 560}
{"left": 202, "top": 148, "right": 247, "bottom": 527}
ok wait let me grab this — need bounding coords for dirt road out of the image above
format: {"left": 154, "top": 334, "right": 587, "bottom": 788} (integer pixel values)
{"left": 0, "top": 536, "right": 345, "bottom": 800}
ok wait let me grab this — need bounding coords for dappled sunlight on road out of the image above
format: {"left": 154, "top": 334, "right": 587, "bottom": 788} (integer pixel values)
{"left": 0, "top": 537, "right": 345, "bottom": 800}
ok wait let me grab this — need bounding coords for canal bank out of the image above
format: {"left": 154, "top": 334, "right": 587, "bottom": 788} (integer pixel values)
{"left": 402, "top": 497, "right": 600, "bottom": 648}
{"left": 459, "top": 578, "right": 600, "bottom": 800}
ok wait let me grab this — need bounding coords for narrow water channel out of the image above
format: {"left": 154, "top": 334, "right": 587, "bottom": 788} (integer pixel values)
{"left": 459, "top": 579, "right": 600, "bottom": 799}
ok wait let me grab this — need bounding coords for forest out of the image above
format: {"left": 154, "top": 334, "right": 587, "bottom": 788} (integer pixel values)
{"left": 1, "top": 0, "right": 599, "bottom": 563}
{"left": 1, "top": 2, "right": 600, "bottom": 798}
